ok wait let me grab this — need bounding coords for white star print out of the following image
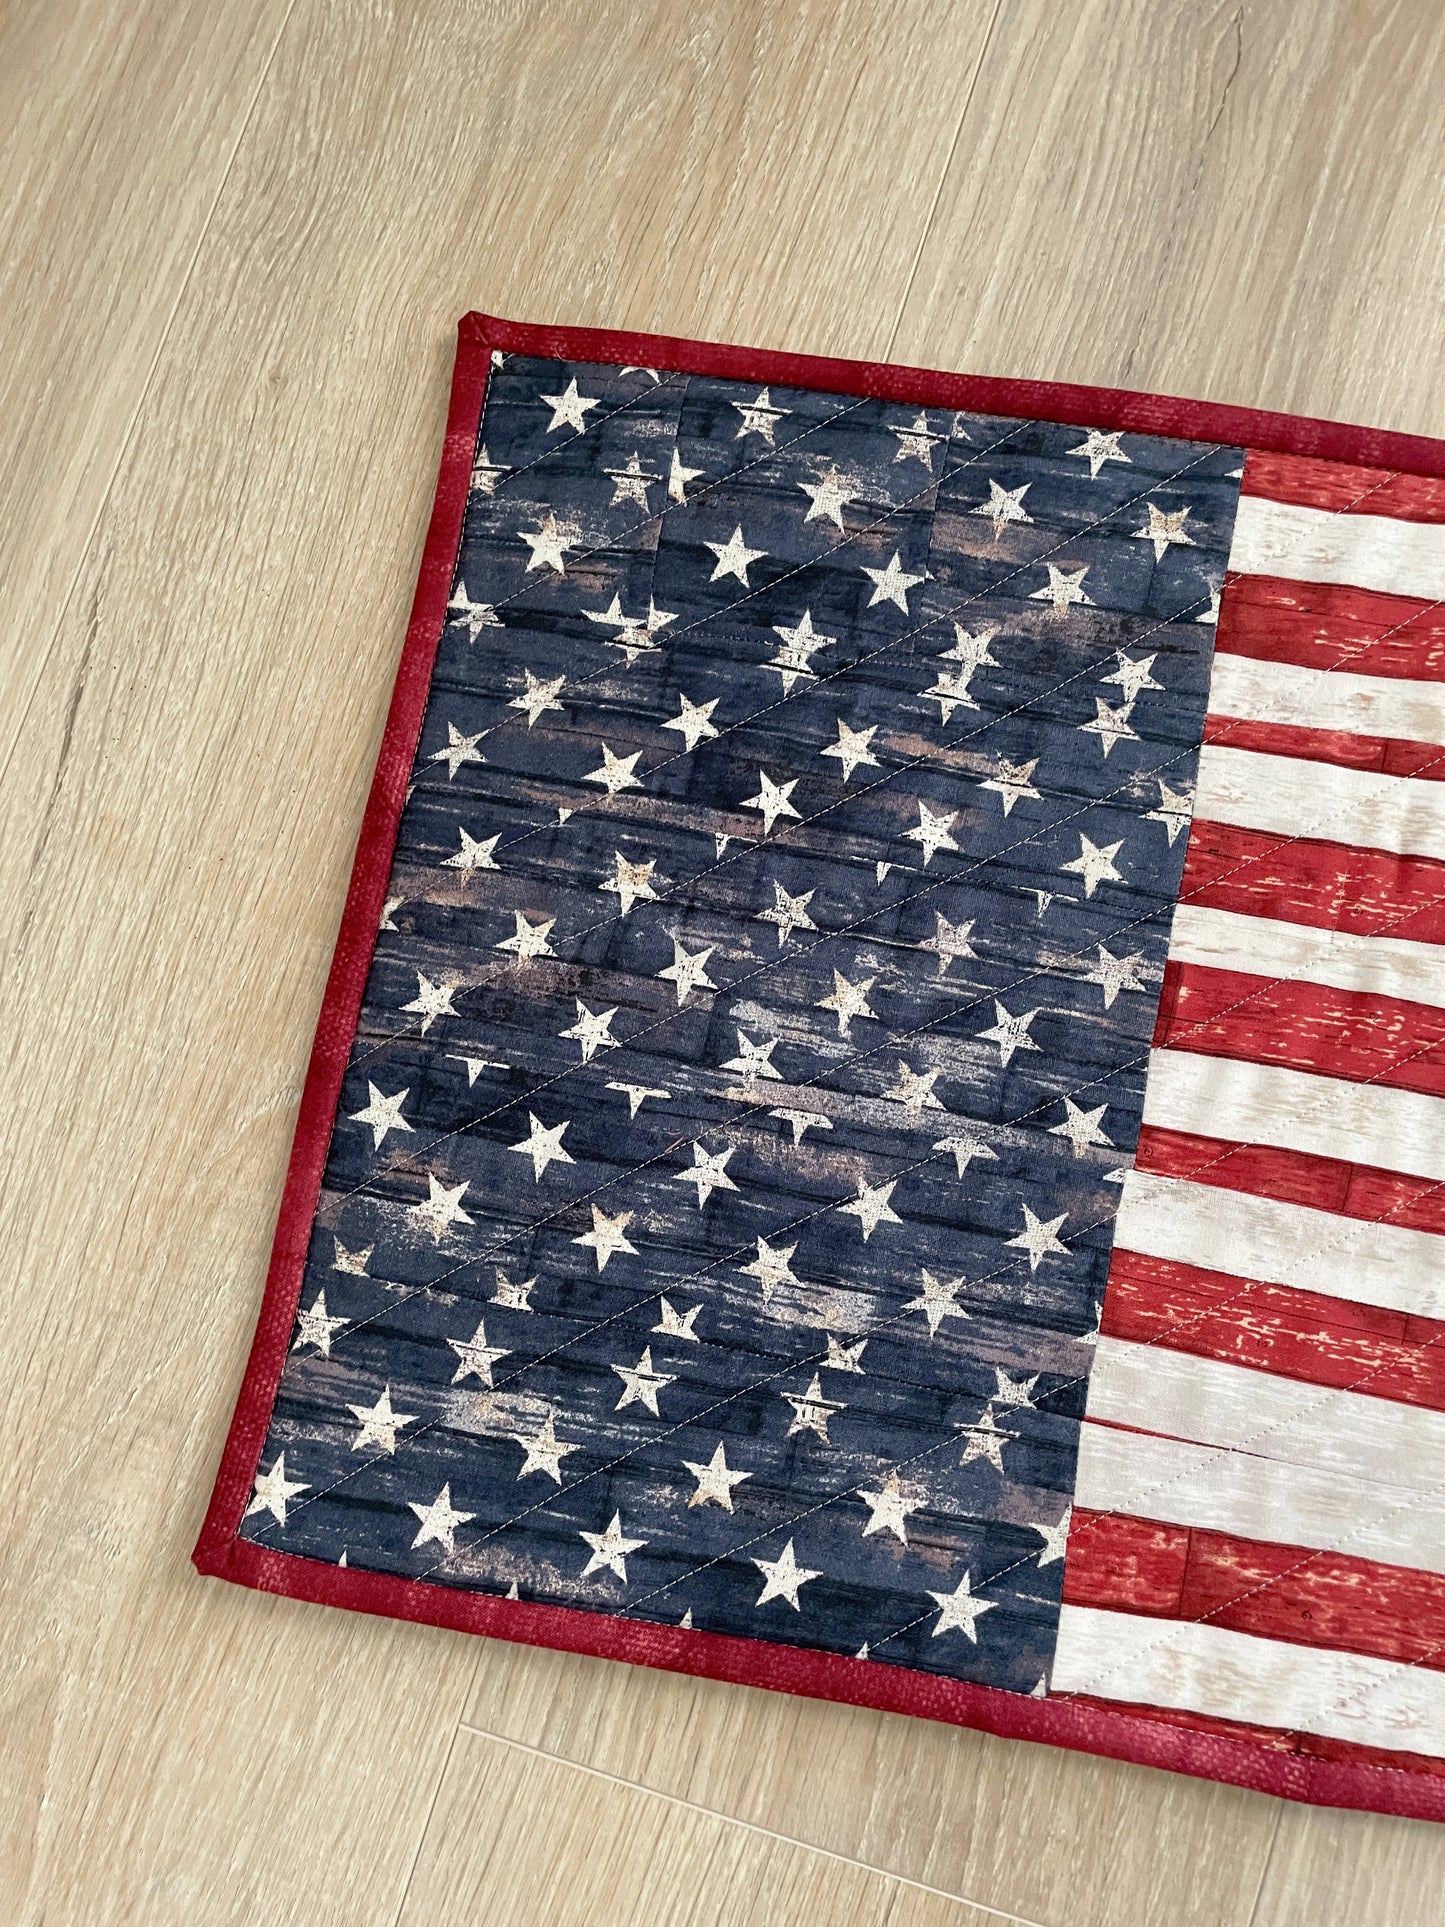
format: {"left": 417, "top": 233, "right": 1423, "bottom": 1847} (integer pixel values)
{"left": 293, "top": 1290, "right": 346, "bottom": 1355}
{"left": 837, "top": 1176, "right": 901, "bottom": 1241}
{"left": 1079, "top": 696, "right": 1138, "bottom": 758}
{"left": 410, "top": 1173, "right": 474, "bottom": 1243}
{"left": 705, "top": 524, "right": 767, "bottom": 584}
{"left": 606, "top": 1081, "right": 670, "bottom": 1118}
{"left": 722, "top": 1027, "right": 783, "bottom": 1085}
{"left": 977, "top": 999, "right": 1041, "bottom": 1067}
{"left": 819, "top": 718, "right": 879, "bottom": 783}
{"left": 890, "top": 411, "right": 945, "bottom": 469}
{"left": 1049, "top": 1096, "right": 1113, "bottom": 1158}
{"left": 349, "top": 1082, "right": 413, "bottom": 1149}
{"left": 771, "top": 1107, "right": 833, "bottom": 1145}
{"left": 928, "top": 1570, "right": 996, "bottom": 1640}
{"left": 824, "top": 1334, "right": 868, "bottom": 1374}
{"left": 509, "top": 668, "right": 566, "bottom": 727}
{"left": 765, "top": 608, "right": 833, "bottom": 691}
{"left": 409, "top": 1484, "right": 475, "bottom": 1555}
{"left": 348, "top": 1385, "right": 416, "bottom": 1454}
{"left": 509, "top": 1113, "right": 574, "bottom": 1181}
{"left": 971, "top": 478, "right": 1032, "bottom": 536}
{"left": 657, "top": 936, "right": 717, "bottom": 1004}
{"left": 583, "top": 592, "right": 677, "bottom": 663}
{"left": 922, "top": 666, "right": 979, "bottom": 724}
{"left": 941, "top": 622, "right": 1000, "bottom": 674}
{"left": 539, "top": 377, "right": 600, "bottom": 432}
{"left": 781, "top": 1373, "right": 843, "bottom": 1440}
{"left": 753, "top": 1539, "right": 821, "bottom": 1609}
{"left": 519, "top": 513, "right": 579, "bottom": 573}
{"left": 246, "top": 1455, "right": 308, "bottom": 1526}
{"left": 741, "top": 770, "right": 801, "bottom": 835}
{"left": 674, "top": 1141, "right": 739, "bottom": 1207}
{"left": 756, "top": 881, "right": 816, "bottom": 946}
{"left": 1086, "top": 944, "right": 1147, "bottom": 1008}
{"left": 332, "top": 1236, "right": 372, "bottom": 1275}
{"left": 492, "top": 1267, "right": 537, "bottom": 1311}
{"left": 740, "top": 1235, "right": 800, "bottom": 1302}
{"left": 980, "top": 754, "right": 1041, "bottom": 816}
{"left": 572, "top": 1204, "right": 637, "bottom": 1270}
{"left": 932, "top": 1133, "right": 998, "bottom": 1180}
{"left": 957, "top": 1408, "right": 1016, "bottom": 1471}
{"left": 904, "top": 800, "right": 960, "bottom": 865}
{"left": 512, "top": 1412, "right": 577, "bottom": 1483}
{"left": 661, "top": 692, "right": 720, "bottom": 752}
{"left": 443, "top": 826, "right": 501, "bottom": 874}
{"left": 446, "top": 579, "right": 500, "bottom": 638}
{"left": 862, "top": 550, "right": 925, "bottom": 612}
{"left": 798, "top": 464, "right": 858, "bottom": 529}
{"left": 428, "top": 720, "right": 485, "bottom": 779}
{"left": 669, "top": 446, "right": 704, "bottom": 502}
{"left": 603, "top": 451, "right": 659, "bottom": 506}
{"left": 1067, "top": 428, "right": 1131, "bottom": 478}
{"left": 1135, "top": 501, "right": 1195, "bottom": 561}
{"left": 684, "top": 1441, "right": 751, "bottom": 1510}
{"left": 885, "top": 1061, "right": 944, "bottom": 1114}
{"left": 450, "top": 1054, "right": 507, "bottom": 1085}
{"left": 857, "top": 1471, "right": 923, "bottom": 1543}
{"left": 1145, "top": 778, "right": 1192, "bottom": 845}
{"left": 816, "top": 967, "right": 877, "bottom": 1035}
{"left": 1197, "top": 586, "right": 1222, "bottom": 625}
{"left": 611, "top": 1346, "right": 676, "bottom": 1415}
{"left": 903, "top": 1267, "right": 970, "bottom": 1336}
{"left": 653, "top": 1296, "right": 702, "bottom": 1341}
{"left": 919, "top": 911, "right": 977, "bottom": 975}
{"left": 1103, "top": 649, "right": 1162, "bottom": 703}
{"left": 380, "top": 895, "right": 403, "bottom": 931}
{"left": 560, "top": 998, "right": 620, "bottom": 1061}
{"left": 732, "top": 387, "right": 790, "bottom": 443}
{"left": 993, "top": 1368, "right": 1040, "bottom": 1409}
{"left": 1008, "top": 1203, "right": 1070, "bottom": 1270}
{"left": 584, "top": 744, "right": 645, "bottom": 796}
{"left": 600, "top": 851, "right": 661, "bottom": 915}
{"left": 1061, "top": 833, "right": 1124, "bottom": 897}
{"left": 496, "top": 910, "right": 557, "bottom": 958}
{"left": 1032, "top": 1508, "right": 1072, "bottom": 1565}
{"left": 579, "top": 1512, "right": 645, "bottom": 1581}
{"left": 403, "top": 970, "right": 459, "bottom": 1033}
{"left": 469, "top": 443, "right": 509, "bottom": 494}
{"left": 1030, "top": 563, "right": 1092, "bottom": 614}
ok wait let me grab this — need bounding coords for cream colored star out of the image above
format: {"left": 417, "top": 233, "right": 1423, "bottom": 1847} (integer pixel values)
{"left": 977, "top": 1000, "right": 1041, "bottom": 1067}
{"left": 519, "top": 512, "right": 579, "bottom": 573}
{"left": 669, "top": 447, "right": 704, "bottom": 503}
{"left": 1102, "top": 650, "right": 1162, "bottom": 703}
{"left": 904, "top": 800, "right": 960, "bottom": 865}
{"left": 1008, "top": 1203, "right": 1070, "bottom": 1270}
{"left": 741, "top": 770, "right": 801, "bottom": 835}
{"left": 753, "top": 1539, "right": 821, "bottom": 1609}
{"left": 1079, "top": 696, "right": 1138, "bottom": 758}
{"left": 657, "top": 936, "right": 717, "bottom": 1004}
{"left": 443, "top": 826, "right": 501, "bottom": 874}
{"left": 509, "top": 668, "right": 566, "bottom": 727}
{"left": 919, "top": 911, "right": 976, "bottom": 975}
{"left": 1061, "top": 833, "right": 1124, "bottom": 897}
{"left": 781, "top": 1374, "right": 843, "bottom": 1441}
{"left": 740, "top": 1234, "right": 800, "bottom": 1301}
{"left": 756, "top": 881, "right": 816, "bottom": 946}
{"left": 1145, "top": 778, "right": 1192, "bottom": 846}
{"left": 579, "top": 1511, "right": 645, "bottom": 1581}
{"left": 496, "top": 910, "right": 557, "bottom": 958}
{"left": 705, "top": 524, "right": 767, "bottom": 584}
{"left": 1049, "top": 1097, "right": 1112, "bottom": 1158}
{"left": 903, "top": 1268, "right": 970, "bottom": 1336}
{"left": 611, "top": 1346, "right": 676, "bottom": 1415}
{"left": 1086, "top": 944, "right": 1147, "bottom": 1008}
{"left": 603, "top": 450, "right": 659, "bottom": 506}
{"left": 402, "top": 970, "right": 460, "bottom": 1033}
{"left": 971, "top": 477, "right": 1032, "bottom": 536}
{"left": 348, "top": 1385, "right": 417, "bottom": 1455}
{"left": 572, "top": 1204, "right": 637, "bottom": 1270}
{"left": 509, "top": 1113, "right": 574, "bottom": 1181}
{"left": 928, "top": 1570, "right": 996, "bottom": 1640}
{"left": 837, "top": 1176, "right": 901, "bottom": 1242}
{"left": 722, "top": 1027, "right": 783, "bottom": 1085}
{"left": 885, "top": 1061, "right": 944, "bottom": 1114}
{"left": 349, "top": 1082, "right": 413, "bottom": 1149}
{"left": 1135, "top": 501, "right": 1195, "bottom": 561}
{"left": 246, "top": 1455, "right": 309, "bottom": 1526}
{"left": 798, "top": 464, "right": 858, "bottom": 529}
{"left": 684, "top": 1441, "right": 752, "bottom": 1510}
{"left": 409, "top": 1484, "right": 475, "bottom": 1555}
{"left": 1067, "top": 428, "right": 1130, "bottom": 478}
{"left": 560, "top": 998, "right": 620, "bottom": 1061}
{"left": 600, "top": 851, "right": 661, "bottom": 915}
{"left": 819, "top": 718, "right": 879, "bottom": 783}
{"left": 765, "top": 609, "right": 833, "bottom": 691}
{"left": 293, "top": 1290, "right": 347, "bottom": 1355}
{"left": 428, "top": 720, "right": 485, "bottom": 779}
{"left": 857, "top": 1472, "right": 924, "bottom": 1543}
{"left": 673, "top": 1141, "right": 739, "bottom": 1207}
{"left": 980, "top": 755, "right": 1040, "bottom": 816}
{"left": 815, "top": 967, "right": 877, "bottom": 1036}
{"left": 512, "top": 1412, "right": 577, "bottom": 1483}
{"left": 1029, "top": 563, "right": 1092, "bottom": 613}
{"left": 732, "top": 387, "right": 790, "bottom": 444}
{"left": 539, "top": 376, "right": 600, "bottom": 432}
{"left": 862, "top": 550, "right": 925, "bottom": 612}
{"left": 410, "top": 1173, "right": 473, "bottom": 1243}
{"left": 661, "top": 692, "right": 720, "bottom": 752}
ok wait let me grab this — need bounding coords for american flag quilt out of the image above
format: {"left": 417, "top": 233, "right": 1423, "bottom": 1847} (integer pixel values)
{"left": 197, "top": 314, "right": 1445, "bottom": 1818}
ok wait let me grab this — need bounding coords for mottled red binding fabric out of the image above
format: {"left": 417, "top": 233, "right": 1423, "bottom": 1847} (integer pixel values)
{"left": 196, "top": 311, "right": 1445, "bottom": 1820}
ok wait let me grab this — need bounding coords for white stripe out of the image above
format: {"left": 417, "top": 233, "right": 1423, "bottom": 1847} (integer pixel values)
{"left": 1196, "top": 745, "right": 1445, "bottom": 862}
{"left": 1074, "top": 1423, "right": 1445, "bottom": 1576}
{"left": 1142, "top": 1049, "right": 1445, "bottom": 1182}
{"left": 1209, "top": 651, "right": 1445, "bottom": 749}
{"left": 1088, "top": 1336, "right": 1445, "bottom": 1491}
{"left": 1115, "top": 1168, "right": 1445, "bottom": 1320}
{"left": 1230, "top": 493, "right": 1445, "bottom": 602}
{"left": 1167, "top": 902, "right": 1445, "bottom": 1006}
{"left": 1052, "top": 1606, "right": 1445, "bottom": 1754}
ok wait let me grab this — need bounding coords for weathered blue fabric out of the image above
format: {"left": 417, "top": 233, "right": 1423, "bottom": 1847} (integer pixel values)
{"left": 241, "top": 355, "right": 1241, "bottom": 1692}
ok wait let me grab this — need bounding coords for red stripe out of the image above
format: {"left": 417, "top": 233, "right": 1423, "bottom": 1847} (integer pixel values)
{"left": 1181, "top": 817, "right": 1445, "bottom": 945}
{"left": 1134, "top": 1126, "right": 1445, "bottom": 1236}
{"left": 1100, "top": 1247, "right": 1445, "bottom": 1411}
{"left": 1152, "top": 959, "right": 1445, "bottom": 1097}
{"left": 1242, "top": 449, "right": 1445, "bottom": 523}
{"left": 1064, "top": 1509, "right": 1445, "bottom": 1672}
{"left": 1204, "top": 712, "right": 1445, "bottom": 781}
{"left": 1215, "top": 573, "right": 1445, "bottom": 682}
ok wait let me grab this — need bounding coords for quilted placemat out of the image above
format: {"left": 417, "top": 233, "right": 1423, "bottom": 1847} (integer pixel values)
{"left": 196, "top": 313, "right": 1445, "bottom": 1817}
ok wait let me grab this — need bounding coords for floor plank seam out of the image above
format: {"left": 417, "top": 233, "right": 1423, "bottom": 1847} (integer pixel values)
{"left": 1243, "top": 1804, "right": 1284, "bottom": 1927}
{"left": 457, "top": 1722, "right": 1049, "bottom": 1926}
{"left": 390, "top": 1695, "right": 472, "bottom": 1927}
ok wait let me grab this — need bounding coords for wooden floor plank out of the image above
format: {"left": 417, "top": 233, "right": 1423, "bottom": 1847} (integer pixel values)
{"left": 1251, "top": 1802, "right": 1445, "bottom": 1927}
{"left": 399, "top": 1726, "right": 1014, "bottom": 1927}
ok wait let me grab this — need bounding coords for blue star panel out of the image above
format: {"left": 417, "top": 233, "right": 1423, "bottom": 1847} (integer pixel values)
{"left": 241, "top": 354, "right": 1241, "bottom": 1693}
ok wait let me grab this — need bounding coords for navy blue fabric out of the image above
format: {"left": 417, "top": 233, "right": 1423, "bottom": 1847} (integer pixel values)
{"left": 241, "top": 355, "right": 1241, "bottom": 1692}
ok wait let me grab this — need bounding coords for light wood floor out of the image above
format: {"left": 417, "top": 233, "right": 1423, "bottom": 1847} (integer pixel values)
{"left": 5, "top": 2, "right": 1445, "bottom": 1920}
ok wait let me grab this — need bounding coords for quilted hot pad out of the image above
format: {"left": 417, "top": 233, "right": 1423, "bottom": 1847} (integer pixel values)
{"left": 197, "top": 313, "right": 1445, "bottom": 1817}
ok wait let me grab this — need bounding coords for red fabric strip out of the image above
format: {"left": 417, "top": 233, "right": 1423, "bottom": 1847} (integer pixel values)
{"left": 1152, "top": 958, "right": 1445, "bottom": 1097}
{"left": 1242, "top": 449, "right": 1445, "bottom": 523}
{"left": 1064, "top": 1509, "right": 1445, "bottom": 1673}
{"left": 1134, "top": 1125, "right": 1445, "bottom": 1236}
{"left": 1100, "top": 1247, "right": 1445, "bottom": 1411}
{"left": 1214, "top": 573, "right": 1445, "bottom": 682}
{"left": 1180, "top": 817, "right": 1445, "bottom": 944}
{"left": 1204, "top": 712, "right": 1445, "bottom": 780}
